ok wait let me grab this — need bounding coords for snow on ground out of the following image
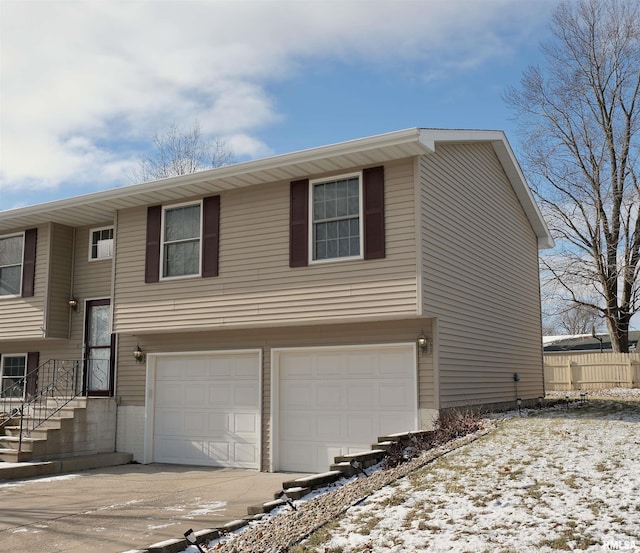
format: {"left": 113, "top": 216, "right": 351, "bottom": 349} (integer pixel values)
{"left": 311, "top": 396, "right": 640, "bottom": 553}
{"left": 173, "top": 390, "right": 639, "bottom": 553}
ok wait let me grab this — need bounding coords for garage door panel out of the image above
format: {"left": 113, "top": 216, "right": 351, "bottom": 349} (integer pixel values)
{"left": 153, "top": 352, "right": 260, "bottom": 469}
{"left": 316, "top": 383, "right": 343, "bottom": 408}
{"left": 379, "top": 383, "right": 412, "bottom": 408}
{"left": 315, "top": 353, "right": 345, "bottom": 377}
{"left": 347, "top": 383, "right": 375, "bottom": 407}
{"left": 207, "top": 413, "right": 229, "bottom": 432}
{"left": 184, "top": 412, "right": 207, "bottom": 434}
{"left": 234, "top": 412, "right": 258, "bottom": 433}
{"left": 379, "top": 413, "right": 415, "bottom": 436}
{"left": 345, "top": 352, "right": 379, "bottom": 375}
{"left": 278, "top": 345, "right": 416, "bottom": 473}
{"left": 209, "top": 384, "right": 232, "bottom": 406}
{"left": 234, "top": 442, "right": 258, "bottom": 464}
{"left": 281, "top": 382, "right": 313, "bottom": 406}
{"left": 280, "top": 413, "right": 313, "bottom": 439}
{"left": 234, "top": 383, "right": 259, "bottom": 405}
{"left": 316, "top": 414, "right": 342, "bottom": 439}
{"left": 347, "top": 414, "right": 374, "bottom": 439}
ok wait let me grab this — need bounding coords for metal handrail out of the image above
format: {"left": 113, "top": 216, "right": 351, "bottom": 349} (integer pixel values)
{"left": 0, "top": 360, "right": 82, "bottom": 452}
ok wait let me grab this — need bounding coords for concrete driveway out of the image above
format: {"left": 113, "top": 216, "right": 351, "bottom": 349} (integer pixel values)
{"left": 0, "top": 463, "right": 303, "bottom": 553}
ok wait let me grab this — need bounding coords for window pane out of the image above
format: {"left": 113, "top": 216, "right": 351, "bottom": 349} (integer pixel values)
{"left": 165, "top": 205, "right": 200, "bottom": 241}
{"left": 1, "top": 356, "right": 26, "bottom": 398}
{"left": 313, "top": 201, "right": 325, "bottom": 220}
{"left": 350, "top": 237, "right": 360, "bottom": 255}
{"left": 91, "top": 228, "right": 114, "bottom": 259}
{"left": 337, "top": 197, "right": 348, "bottom": 217}
{"left": 316, "top": 222, "right": 327, "bottom": 241}
{"left": 315, "top": 241, "right": 327, "bottom": 260}
{"left": 326, "top": 239, "right": 338, "bottom": 258}
{"left": 88, "top": 305, "right": 111, "bottom": 346}
{"left": 0, "top": 235, "right": 23, "bottom": 266}
{"left": 3, "top": 356, "right": 26, "bottom": 377}
{"left": 164, "top": 240, "right": 199, "bottom": 277}
{"left": 0, "top": 266, "right": 21, "bottom": 295}
{"left": 326, "top": 221, "right": 337, "bottom": 239}
{"left": 338, "top": 237, "right": 350, "bottom": 257}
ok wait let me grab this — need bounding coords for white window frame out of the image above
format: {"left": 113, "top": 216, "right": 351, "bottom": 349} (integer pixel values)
{"left": 0, "top": 232, "right": 25, "bottom": 299}
{"left": 160, "top": 200, "right": 203, "bottom": 280}
{"left": 1, "top": 353, "right": 27, "bottom": 399}
{"left": 308, "top": 172, "right": 364, "bottom": 265}
{"left": 88, "top": 226, "right": 114, "bottom": 261}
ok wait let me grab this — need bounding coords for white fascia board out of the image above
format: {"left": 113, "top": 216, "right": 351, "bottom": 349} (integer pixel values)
{"left": 0, "top": 128, "right": 430, "bottom": 226}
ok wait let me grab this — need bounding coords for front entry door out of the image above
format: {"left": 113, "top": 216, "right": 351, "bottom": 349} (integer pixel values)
{"left": 84, "top": 299, "right": 115, "bottom": 396}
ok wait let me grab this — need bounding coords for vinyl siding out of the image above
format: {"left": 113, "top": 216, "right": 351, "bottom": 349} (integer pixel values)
{"left": 72, "top": 223, "right": 113, "bottom": 303}
{"left": 0, "top": 224, "right": 48, "bottom": 341}
{"left": 45, "top": 224, "right": 74, "bottom": 339}
{"left": 113, "top": 159, "right": 418, "bottom": 333}
{"left": 420, "top": 144, "right": 544, "bottom": 407}
{"left": 116, "top": 318, "right": 435, "bottom": 470}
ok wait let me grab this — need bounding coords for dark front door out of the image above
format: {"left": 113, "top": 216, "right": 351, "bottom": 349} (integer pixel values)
{"left": 84, "top": 299, "right": 115, "bottom": 396}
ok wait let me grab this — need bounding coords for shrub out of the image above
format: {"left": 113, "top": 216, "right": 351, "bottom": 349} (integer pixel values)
{"left": 381, "top": 407, "right": 483, "bottom": 469}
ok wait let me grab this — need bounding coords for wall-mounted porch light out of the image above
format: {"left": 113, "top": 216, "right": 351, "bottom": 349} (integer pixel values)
{"left": 68, "top": 297, "right": 79, "bottom": 312}
{"left": 417, "top": 332, "right": 431, "bottom": 354}
{"left": 133, "top": 344, "right": 145, "bottom": 364}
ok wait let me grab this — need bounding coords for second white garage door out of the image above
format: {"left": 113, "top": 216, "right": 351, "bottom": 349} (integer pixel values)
{"left": 151, "top": 350, "right": 260, "bottom": 469}
{"left": 274, "top": 345, "right": 417, "bottom": 473}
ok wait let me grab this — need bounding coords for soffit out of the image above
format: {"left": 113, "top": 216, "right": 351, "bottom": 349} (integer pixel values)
{"left": 0, "top": 129, "right": 429, "bottom": 232}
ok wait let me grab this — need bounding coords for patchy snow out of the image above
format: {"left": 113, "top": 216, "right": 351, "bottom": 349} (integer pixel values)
{"left": 185, "top": 501, "right": 227, "bottom": 519}
{"left": 171, "top": 391, "right": 639, "bottom": 553}
{"left": 317, "top": 398, "right": 640, "bottom": 552}
{"left": 0, "top": 473, "right": 80, "bottom": 489}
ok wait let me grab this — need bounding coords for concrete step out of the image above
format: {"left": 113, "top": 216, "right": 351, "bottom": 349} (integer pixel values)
{"left": 0, "top": 436, "right": 40, "bottom": 452}
{"left": 2, "top": 426, "right": 59, "bottom": 440}
{"left": 0, "top": 448, "right": 32, "bottom": 463}
{"left": 0, "top": 451, "right": 133, "bottom": 481}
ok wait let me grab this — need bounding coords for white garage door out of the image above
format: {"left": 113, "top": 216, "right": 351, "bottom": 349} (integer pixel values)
{"left": 276, "top": 345, "right": 416, "bottom": 473}
{"left": 152, "top": 351, "right": 260, "bottom": 469}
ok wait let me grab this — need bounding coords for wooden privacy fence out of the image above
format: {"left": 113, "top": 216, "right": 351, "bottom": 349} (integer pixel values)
{"left": 544, "top": 352, "right": 640, "bottom": 391}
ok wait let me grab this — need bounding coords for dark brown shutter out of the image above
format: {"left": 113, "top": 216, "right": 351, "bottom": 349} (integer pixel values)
{"left": 202, "top": 195, "right": 220, "bottom": 277}
{"left": 145, "top": 205, "right": 162, "bottom": 283}
{"left": 22, "top": 228, "right": 37, "bottom": 297}
{"left": 26, "top": 352, "right": 39, "bottom": 398}
{"left": 363, "top": 166, "right": 385, "bottom": 260}
{"left": 289, "top": 179, "right": 309, "bottom": 267}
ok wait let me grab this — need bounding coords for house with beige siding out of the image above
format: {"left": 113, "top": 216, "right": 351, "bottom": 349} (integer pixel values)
{"left": 0, "top": 128, "right": 552, "bottom": 473}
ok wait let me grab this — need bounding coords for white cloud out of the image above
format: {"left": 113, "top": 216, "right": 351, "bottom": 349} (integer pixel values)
{"left": 0, "top": 0, "right": 555, "bottom": 194}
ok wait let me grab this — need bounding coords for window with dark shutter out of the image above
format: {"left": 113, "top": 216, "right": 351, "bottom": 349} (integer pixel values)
{"left": 202, "top": 195, "right": 220, "bottom": 277}
{"left": 363, "top": 166, "right": 385, "bottom": 260}
{"left": 290, "top": 179, "right": 309, "bottom": 267}
{"left": 145, "top": 205, "right": 162, "bottom": 283}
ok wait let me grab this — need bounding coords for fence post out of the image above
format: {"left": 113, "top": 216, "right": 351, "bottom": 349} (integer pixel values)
{"left": 567, "top": 361, "right": 574, "bottom": 391}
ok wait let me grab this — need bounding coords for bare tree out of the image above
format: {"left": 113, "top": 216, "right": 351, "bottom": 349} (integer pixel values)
{"left": 505, "top": 0, "right": 640, "bottom": 352}
{"left": 556, "top": 304, "right": 603, "bottom": 335}
{"left": 132, "top": 121, "right": 234, "bottom": 182}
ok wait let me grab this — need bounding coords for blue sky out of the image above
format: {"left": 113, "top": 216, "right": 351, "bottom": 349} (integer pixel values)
{"left": 0, "top": 0, "right": 559, "bottom": 211}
